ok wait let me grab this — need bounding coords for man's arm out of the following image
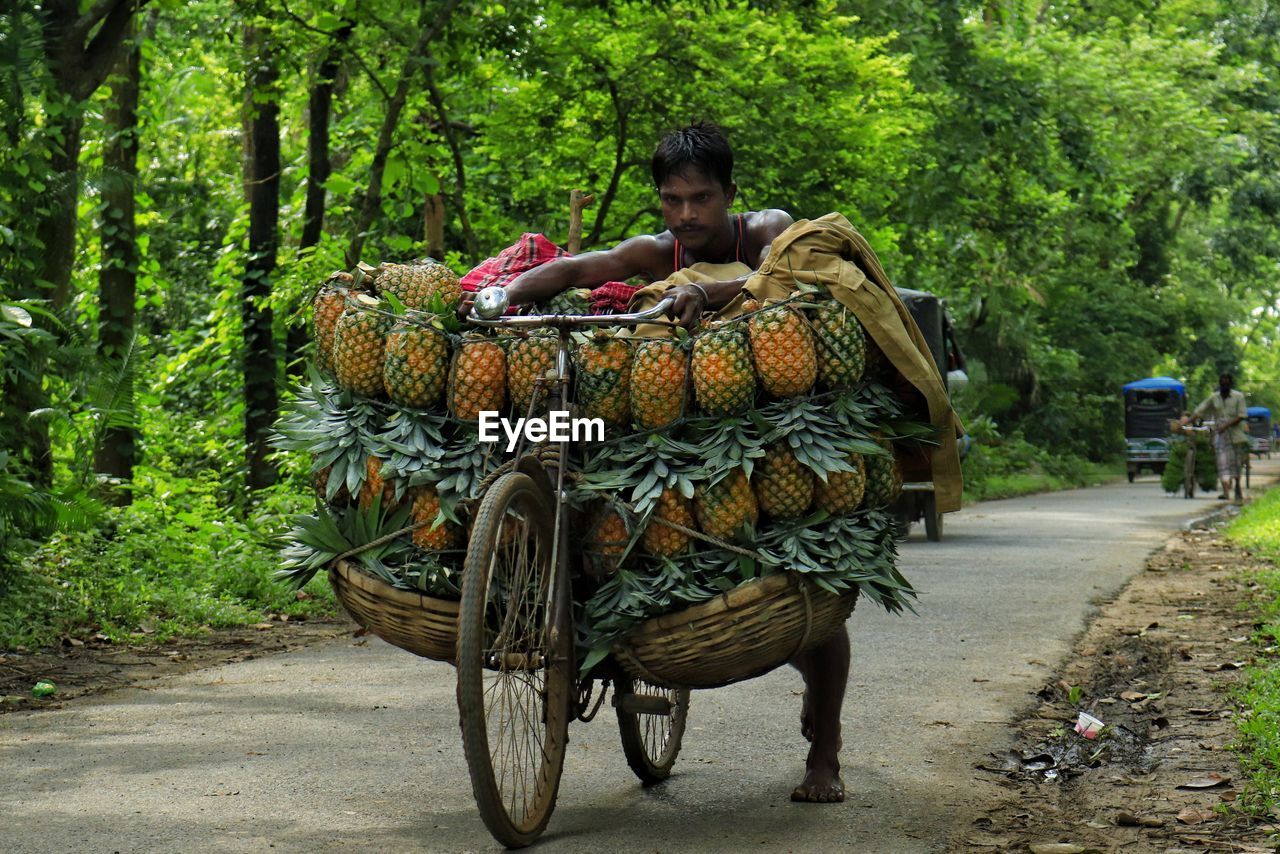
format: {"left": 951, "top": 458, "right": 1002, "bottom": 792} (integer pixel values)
{"left": 504, "top": 235, "right": 664, "bottom": 305}
{"left": 1183, "top": 396, "right": 1210, "bottom": 426}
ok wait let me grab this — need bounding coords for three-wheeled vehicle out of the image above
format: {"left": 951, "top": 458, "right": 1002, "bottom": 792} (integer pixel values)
{"left": 891, "top": 287, "right": 966, "bottom": 542}
{"left": 1248, "top": 406, "right": 1272, "bottom": 458}
{"left": 1123, "top": 377, "right": 1187, "bottom": 482}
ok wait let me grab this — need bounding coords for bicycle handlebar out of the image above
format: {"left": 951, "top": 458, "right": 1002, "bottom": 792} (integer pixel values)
{"left": 465, "top": 286, "right": 676, "bottom": 330}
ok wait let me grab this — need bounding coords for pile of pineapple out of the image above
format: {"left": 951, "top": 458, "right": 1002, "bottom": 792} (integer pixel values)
{"left": 278, "top": 258, "right": 923, "bottom": 652}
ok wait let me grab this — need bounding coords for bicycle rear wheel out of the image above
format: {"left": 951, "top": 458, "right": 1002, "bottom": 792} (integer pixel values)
{"left": 457, "top": 472, "right": 571, "bottom": 848}
{"left": 615, "top": 677, "right": 690, "bottom": 784}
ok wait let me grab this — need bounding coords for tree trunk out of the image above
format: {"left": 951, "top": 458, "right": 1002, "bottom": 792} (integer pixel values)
{"left": 289, "top": 20, "right": 355, "bottom": 374}
{"left": 242, "top": 23, "right": 280, "bottom": 491}
{"left": 423, "top": 49, "right": 479, "bottom": 263}
{"left": 300, "top": 21, "right": 354, "bottom": 251}
{"left": 585, "top": 77, "right": 627, "bottom": 249}
{"left": 346, "top": 0, "right": 462, "bottom": 267}
{"left": 18, "top": 0, "right": 147, "bottom": 488}
{"left": 94, "top": 17, "right": 142, "bottom": 504}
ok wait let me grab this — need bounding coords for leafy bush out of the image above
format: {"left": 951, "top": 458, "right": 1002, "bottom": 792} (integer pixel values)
{"left": 960, "top": 415, "right": 1118, "bottom": 502}
{"left": 0, "top": 471, "right": 333, "bottom": 650}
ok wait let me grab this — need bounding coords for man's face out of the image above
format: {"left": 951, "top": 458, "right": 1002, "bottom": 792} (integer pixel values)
{"left": 658, "top": 168, "right": 736, "bottom": 252}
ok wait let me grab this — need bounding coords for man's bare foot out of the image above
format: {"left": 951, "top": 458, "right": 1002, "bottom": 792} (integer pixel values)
{"left": 791, "top": 764, "right": 845, "bottom": 803}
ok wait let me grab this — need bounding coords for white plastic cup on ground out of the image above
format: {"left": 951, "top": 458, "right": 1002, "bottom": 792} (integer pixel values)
{"left": 1075, "top": 711, "right": 1104, "bottom": 739}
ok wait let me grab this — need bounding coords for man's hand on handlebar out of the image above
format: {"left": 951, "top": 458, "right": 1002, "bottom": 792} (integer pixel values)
{"left": 664, "top": 284, "right": 708, "bottom": 329}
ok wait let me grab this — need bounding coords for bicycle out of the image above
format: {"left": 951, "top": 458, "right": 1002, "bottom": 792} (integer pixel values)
{"left": 1177, "top": 422, "right": 1210, "bottom": 499}
{"left": 455, "top": 287, "right": 689, "bottom": 848}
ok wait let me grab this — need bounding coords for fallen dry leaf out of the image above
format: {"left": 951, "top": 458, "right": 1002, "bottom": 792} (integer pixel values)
{"left": 1028, "top": 844, "right": 1090, "bottom": 854}
{"left": 1177, "top": 772, "right": 1230, "bottom": 789}
{"left": 1175, "top": 806, "right": 1217, "bottom": 825}
{"left": 1120, "top": 691, "right": 1147, "bottom": 702}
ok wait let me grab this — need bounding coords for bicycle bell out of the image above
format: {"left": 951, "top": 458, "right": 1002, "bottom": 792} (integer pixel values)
{"left": 474, "top": 286, "right": 509, "bottom": 319}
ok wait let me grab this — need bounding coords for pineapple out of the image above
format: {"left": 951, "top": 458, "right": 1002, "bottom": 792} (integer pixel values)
{"left": 542, "top": 287, "right": 593, "bottom": 315}
{"left": 861, "top": 439, "right": 902, "bottom": 509}
{"left": 506, "top": 331, "right": 559, "bottom": 415}
{"left": 312, "top": 463, "right": 351, "bottom": 505}
{"left": 357, "top": 455, "right": 398, "bottom": 513}
{"left": 586, "top": 504, "right": 629, "bottom": 576}
{"left": 641, "top": 488, "right": 694, "bottom": 557}
{"left": 693, "top": 468, "right": 758, "bottom": 539}
{"left": 630, "top": 340, "right": 687, "bottom": 430}
{"left": 813, "top": 453, "right": 867, "bottom": 515}
{"left": 811, "top": 298, "right": 867, "bottom": 389}
{"left": 692, "top": 321, "right": 755, "bottom": 416}
{"left": 383, "top": 319, "right": 449, "bottom": 409}
{"left": 864, "top": 335, "right": 891, "bottom": 382}
{"left": 448, "top": 334, "right": 506, "bottom": 420}
{"left": 374, "top": 259, "right": 462, "bottom": 312}
{"left": 745, "top": 299, "right": 817, "bottom": 398}
{"left": 333, "top": 293, "right": 391, "bottom": 398}
{"left": 406, "top": 486, "right": 459, "bottom": 550}
{"left": 576, "top": 331, "right": 632, "bottom": 426}
{"left": 312, "top": 271, "right": 353, "bottom": 374}
{"left": 753, "top": 443, "right": 815, "bottom": 519}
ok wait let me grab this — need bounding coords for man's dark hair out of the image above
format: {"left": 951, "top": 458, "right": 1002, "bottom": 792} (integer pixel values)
{"left": 651, "top": 122, "right": 734, "bottom": 191}
{"left": 1220, "top": 372, "right": 1234, "bottom": 384}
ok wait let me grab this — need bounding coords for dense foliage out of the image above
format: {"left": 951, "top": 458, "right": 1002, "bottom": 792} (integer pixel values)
{"left": 3, "top": 0, "right": 1280, "bottom": 643}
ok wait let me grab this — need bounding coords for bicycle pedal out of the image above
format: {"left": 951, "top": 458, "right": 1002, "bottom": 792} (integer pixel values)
{"left": 613, "top": 693, "right": 673, "bottom": 716}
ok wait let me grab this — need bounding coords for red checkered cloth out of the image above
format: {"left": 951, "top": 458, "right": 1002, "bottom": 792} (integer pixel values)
{"left": 460, "top": 233, "right": 639, "bottom": 314}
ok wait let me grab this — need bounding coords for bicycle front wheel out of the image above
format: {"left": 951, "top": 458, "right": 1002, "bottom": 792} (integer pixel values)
{"left": 457, "top": 471, "right": 571, "bottom": 848}
{"left": 616, "top": 677, "right": 690, "bottom": 784}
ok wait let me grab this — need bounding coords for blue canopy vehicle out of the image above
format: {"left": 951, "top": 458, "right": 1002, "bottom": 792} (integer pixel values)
{"left": 1248, "top": 406, "right": 1271, "bottom": 458}
{"left": 1123, "top": 377, "right": 1186, "bottom": 483}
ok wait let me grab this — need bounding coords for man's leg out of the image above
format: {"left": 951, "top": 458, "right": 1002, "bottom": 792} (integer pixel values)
{"left": 791, "top": 626, "right": 849, "bottom": 803}
{"left": 1214, "top": 434, "right": 1231, "bottom": 498}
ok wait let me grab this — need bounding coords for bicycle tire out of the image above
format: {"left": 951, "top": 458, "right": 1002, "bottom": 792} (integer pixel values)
{"left": 457, "top": 471, "right": 571, "bottom": 848}
{"left": 616, "top": 677, "right": 690, "bottom": 784}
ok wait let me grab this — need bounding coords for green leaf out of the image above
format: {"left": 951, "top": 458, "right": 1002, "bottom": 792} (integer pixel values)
{"left": 325, "top": 173, "right": 359, "bottom": 196}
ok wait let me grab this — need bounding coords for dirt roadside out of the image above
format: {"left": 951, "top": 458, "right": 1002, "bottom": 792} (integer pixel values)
{"left": 958, "top": 515, "right": 1280, "bottom": 853}
{"left": 0, "top": 615, "right": 351, "bottom": 714}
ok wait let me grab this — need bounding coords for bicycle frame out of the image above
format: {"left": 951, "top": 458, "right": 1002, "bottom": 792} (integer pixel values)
{"left": 465, "top": 291, "right": 676, "bottom": 690}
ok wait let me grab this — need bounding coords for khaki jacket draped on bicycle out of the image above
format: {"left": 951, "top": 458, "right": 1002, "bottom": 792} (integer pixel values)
{"left": 625, "top": 211, "right": 965, "bottom": 514}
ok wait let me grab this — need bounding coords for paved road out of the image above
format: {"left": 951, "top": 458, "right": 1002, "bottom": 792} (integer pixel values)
{"left": 5, "top": 464, "right": 1274, "bottom": 853}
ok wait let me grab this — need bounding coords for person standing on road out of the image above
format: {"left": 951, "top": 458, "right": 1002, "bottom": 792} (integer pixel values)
{"left": 1183, "top": 372, "right": 1249, "bottom": 501}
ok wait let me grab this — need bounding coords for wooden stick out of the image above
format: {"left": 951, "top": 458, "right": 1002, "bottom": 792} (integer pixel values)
{"left": 423, "top": 191, "right": 445, "bottom": 258}
{"left": 567, "top": 189, "right": 596, "bottom": 254}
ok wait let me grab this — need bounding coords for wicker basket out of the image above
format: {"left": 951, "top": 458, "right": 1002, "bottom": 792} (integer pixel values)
{"left": 328, "top": 559, "right": 458, "bottom": 662}
{"left": 612, "top": 572, "right": 857, "bottom": 690}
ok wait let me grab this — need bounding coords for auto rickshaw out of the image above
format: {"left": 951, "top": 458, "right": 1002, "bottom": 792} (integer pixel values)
{"left": 1248, "top": 406, "right": 1271, "bottom": 458}
{"left": 891, "top": 287, "right": 966, "bottom": 542}
{"left": 1123, "top": 377, "right": 1187, "bottom": 482}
